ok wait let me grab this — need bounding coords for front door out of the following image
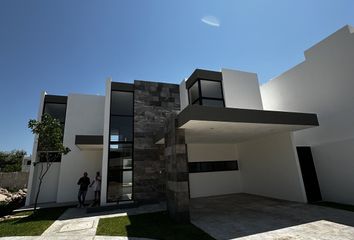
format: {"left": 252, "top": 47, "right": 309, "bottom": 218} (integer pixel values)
{"left": 296, "top": 146, "right": 322, "bottom": 203}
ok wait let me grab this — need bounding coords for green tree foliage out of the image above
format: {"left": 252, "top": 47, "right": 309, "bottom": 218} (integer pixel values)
{"left": 0, "top": 150, "right": 26, "bottom": 172}
{"left": 28, "top": 113, "right": 70, "bottom": 212}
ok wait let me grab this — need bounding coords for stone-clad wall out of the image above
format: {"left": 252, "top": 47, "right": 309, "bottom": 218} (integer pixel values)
{"left": 164, "top": 113, "right": 190, "bottom": 222}
{"left": 133, "top": 80, "right": 180, "bottom": 202}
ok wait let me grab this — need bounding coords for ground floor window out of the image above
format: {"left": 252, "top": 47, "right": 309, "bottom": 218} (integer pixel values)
{"left": 107, "top": 143, "right": 133, "bottom": 202}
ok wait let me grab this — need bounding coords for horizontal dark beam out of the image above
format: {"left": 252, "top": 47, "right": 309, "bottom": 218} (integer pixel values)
{"left": 185, "top": 69, "right": 222, "bottom": 89}
{"left": 111, "top": 82, "right": 134, "bottom": 92}
{"left": 44, "top": 95, "right": 67, "bottom": 104}
{"left": 75, "top": 135, "right": 103, "bottom": 145}
{"left": 177, "top": 105, "right": 319, "bottom": 127}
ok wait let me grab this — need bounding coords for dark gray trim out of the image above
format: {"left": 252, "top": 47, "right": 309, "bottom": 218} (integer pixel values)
{"left": 44, "top": 95, "right": 67, "bottom": 104}
{"left": 177, "top": 105, "right": 319, "bottom": 127}
{"left": 111, "top": 82, "right": 134, "bottom": 92}
{"left": 189, "top": 160, "right": 239, "bottom": 173}
{"left": 75, "top": 135, "right": 103, "bottom": 145}
{"left": 185, "top": 69, "right": 222, "bottom": 89}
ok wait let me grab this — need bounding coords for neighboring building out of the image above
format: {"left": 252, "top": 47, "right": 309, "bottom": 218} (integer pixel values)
{"left": 26, "top": 25, "right": 354, "bottom": 221}
{"left": 21, "top": 155, "right": 31, "bottom": 172}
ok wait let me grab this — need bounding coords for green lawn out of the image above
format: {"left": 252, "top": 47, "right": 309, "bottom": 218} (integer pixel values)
{"left": 0, "top": 207, "right": 67, "bottom": 237}
{"left": 314, "top": 201, "right": 354, "bottom": 212}
{"left": 97, "top": 211, "right": 215, "bottom": 240}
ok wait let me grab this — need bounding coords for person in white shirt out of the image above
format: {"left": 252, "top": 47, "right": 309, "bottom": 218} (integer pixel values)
{"left": 90, "top": 171, "right": 101, "bottom": 204}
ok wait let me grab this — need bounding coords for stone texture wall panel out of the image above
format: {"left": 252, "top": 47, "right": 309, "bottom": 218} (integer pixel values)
{"left": 133, "top": 80, "right": 180, "bottom": 203}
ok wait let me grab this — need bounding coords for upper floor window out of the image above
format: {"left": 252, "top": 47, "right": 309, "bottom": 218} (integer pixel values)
{"left": 43, "top": 103, "right": 67, "bottom": 124}
{"left": 111, "top": 91, "right": 134, "bottom": 116}
{"left": 38, "top": 96, "right": 68, "bottom": 162}
{"left": 188, "top": 79, "right": 225, "bottom": 107}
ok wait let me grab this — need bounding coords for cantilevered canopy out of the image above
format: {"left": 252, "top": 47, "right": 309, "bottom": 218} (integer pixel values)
{"left": 75, "top": 135, "right": 103, "bottom": 150}
{"left": 156, "top": 105, "right": 319, "bottom": 144}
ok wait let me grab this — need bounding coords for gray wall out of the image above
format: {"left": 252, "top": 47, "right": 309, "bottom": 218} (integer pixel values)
{"left": 0, "top": 172, "right": 29, "bottom": 190}
{"left": 133, "top": 80, "right": 180, "bottom": 202}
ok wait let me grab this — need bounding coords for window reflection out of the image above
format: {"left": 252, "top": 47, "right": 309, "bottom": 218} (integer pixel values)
{"left": 108, "top": 89, "right": 134, "bottom": 203}
{"left": 200, "top": 80, "right": 223, "bottom": 99}
{"left": 110, "top": 116, "right": 133, "bottom": 142}
{"left": 188, "top": 79, "right": 224, "bottom": 107}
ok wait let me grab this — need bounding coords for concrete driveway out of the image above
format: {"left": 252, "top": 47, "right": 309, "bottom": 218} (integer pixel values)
{"left": 190, "top": 193, "right": 354, "bottom": 240}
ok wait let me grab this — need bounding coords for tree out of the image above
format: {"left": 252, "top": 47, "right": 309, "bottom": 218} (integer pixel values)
{"left": 28, "top": 113, "right": 70, "bottom": 212}
{"left": 0, "top": 150, "right": 26, "bottom": 172}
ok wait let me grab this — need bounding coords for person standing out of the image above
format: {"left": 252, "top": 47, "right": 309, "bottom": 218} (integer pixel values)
{"left": 77, "top": 172, "right": 90, "bottom": 208}
{"left": 90, "top": 171, "right": 101, "bottom": 205}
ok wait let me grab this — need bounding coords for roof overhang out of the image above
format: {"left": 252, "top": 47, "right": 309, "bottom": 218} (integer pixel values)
{"left": 156, "top": 105, "right": 319, "bottom": 144}
{"left": 185, "top": 69, "right": 222, "bottom": 89}
{"left": 75, "top": 135, "right": 103, "bottom": 150}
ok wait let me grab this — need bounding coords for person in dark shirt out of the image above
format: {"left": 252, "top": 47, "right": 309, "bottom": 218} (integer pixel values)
{"left": 77, "top": 172, "right": 90, "bottom": 208}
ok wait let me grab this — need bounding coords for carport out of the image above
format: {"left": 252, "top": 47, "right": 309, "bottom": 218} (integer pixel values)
{"left": 159, "top": 105, "right": 319, "bottom": 222}
{"left": 179, "top": 105, "right": 319, "bottom": 203}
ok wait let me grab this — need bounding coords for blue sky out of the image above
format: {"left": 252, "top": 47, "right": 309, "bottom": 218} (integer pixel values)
{"left": 1, "top": 0, "right": 354, "bottom": 154}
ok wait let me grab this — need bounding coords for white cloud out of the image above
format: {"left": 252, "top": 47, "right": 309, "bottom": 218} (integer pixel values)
{"left": 201, "top": 16, "right": 220, "bottom": 27}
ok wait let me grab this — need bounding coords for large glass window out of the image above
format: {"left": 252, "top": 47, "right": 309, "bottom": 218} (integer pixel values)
{"left": 109, "top": 144, "right": 133, "bottom": 170}
{"left": 111, "top": 91, "right": 133, "bottom": 115}
{"left": 107, "top": 144, "right": 133, "bottom": 202}
{"left": 188, "top": 79, "right": 225, "bottom": 107}
{"left": 110, "top": 116, "right": 133, "bottom": 142}
{"left": 107, "top": 89, "right": 134, "bottom": 203}
{"left": 200, "top": 80, "right": 223, "bottom": 99}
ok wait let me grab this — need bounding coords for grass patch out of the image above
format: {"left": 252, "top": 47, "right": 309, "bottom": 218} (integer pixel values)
{"left": 314, "top": 201, "right": 354, "bottom": 212}
{"left": 0, "top": 207, "right": 67, "bottom": 236}
{"left": 97, "top": 211, "right": 215, "bottom": 240}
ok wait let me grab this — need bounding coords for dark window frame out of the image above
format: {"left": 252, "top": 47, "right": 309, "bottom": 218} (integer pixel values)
{"left": 187, "top": 79, "right": 225, "bottom": 107}
{"left": 107, "top": 88, "right": 135, "bottom": 203}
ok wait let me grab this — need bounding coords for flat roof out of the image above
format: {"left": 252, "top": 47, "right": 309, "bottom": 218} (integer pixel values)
{"left": 156, "top": 105, "right": 319, "bottom": 144}
{"left": 185, "top": 69, "right": 222, "bottom": 89}
{"left": 178, "top": 105, "right": 319, "bottom": 128}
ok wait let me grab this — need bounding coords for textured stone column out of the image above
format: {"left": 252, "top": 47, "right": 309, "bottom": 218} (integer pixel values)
{"left": 164, "top": 114, "right": 190, "bottom": 222}
{"left": 133, "top": 81, "right": 180, "bottom": 203}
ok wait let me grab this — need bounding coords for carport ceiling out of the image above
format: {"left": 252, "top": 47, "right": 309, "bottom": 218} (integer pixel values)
{"left": 181, "top": 120, "right": 314, "bottom": 143}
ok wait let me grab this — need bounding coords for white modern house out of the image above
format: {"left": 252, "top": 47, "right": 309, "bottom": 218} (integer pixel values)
{"left": 26, "top": 25, "right": 354, "bottom": 220}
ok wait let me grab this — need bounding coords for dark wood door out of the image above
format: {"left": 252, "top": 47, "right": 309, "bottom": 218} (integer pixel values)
{"left": 296, "top": 147, "right": 322, "bottom": 203}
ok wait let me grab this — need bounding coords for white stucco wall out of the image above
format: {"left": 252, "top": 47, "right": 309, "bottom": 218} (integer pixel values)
{"left": 187, "top": 144, "right": 242, "bottom": 198}
{"left": 31, "top": 162, "right": 61, "bottom": 203}
{"left": 311, "top": 138, "right": 354, "bottom": 205}
{"left": 26, "top": 91, "right": 46, "bottom": 206}
{"left": 260, "top": 25, "right": 354, "bottom": 204}
{"left": 238, "top": 132, "right": 306, "bottom": 202}
{"left": 101, "top": 79, "right": 111, "bottom": 205}
{"left": 56, "top": 93, "right": 105, "bottom": 203}
{"left": 222, "top": 68, "right": 263, "bottom": 110}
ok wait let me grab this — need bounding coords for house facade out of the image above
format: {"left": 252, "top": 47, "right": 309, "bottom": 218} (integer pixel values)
{"left": 26, "top": 25, "right": 354, "bottom": 220}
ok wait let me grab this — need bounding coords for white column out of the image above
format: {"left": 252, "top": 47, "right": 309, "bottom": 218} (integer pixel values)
{"left": 25, "top": 91, "right": 46, "bottom": 206}
{"left": 100, "top": 78, "right": 112, "bottom": 205}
